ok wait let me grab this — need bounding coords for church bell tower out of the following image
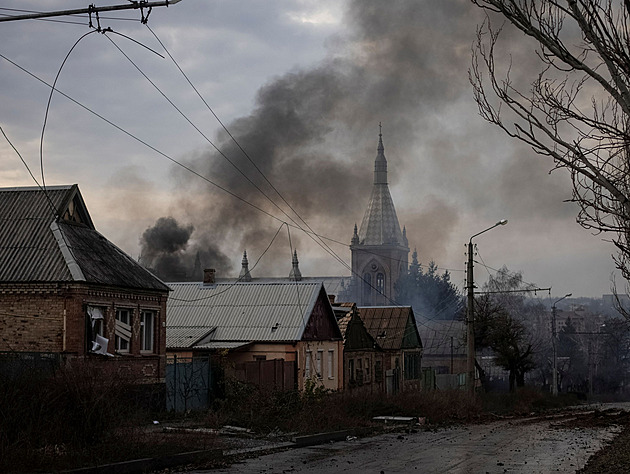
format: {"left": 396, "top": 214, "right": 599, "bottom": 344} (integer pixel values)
{"left": 350, "top": 127, "right": 409, "bottom": 306}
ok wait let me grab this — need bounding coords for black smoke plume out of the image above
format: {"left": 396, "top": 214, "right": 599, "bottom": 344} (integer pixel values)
{"left": 149, "top": 0, "right": 569, "bottom": 279}
{"left": 140, "top": 216, "right": 232, "bottom": 281}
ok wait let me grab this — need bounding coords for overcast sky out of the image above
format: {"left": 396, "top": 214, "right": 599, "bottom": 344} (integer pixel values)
{"left": 0, "top": 0, "right": 621, "bottom": 298}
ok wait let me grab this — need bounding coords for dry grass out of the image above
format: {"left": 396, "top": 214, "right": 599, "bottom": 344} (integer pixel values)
{"left": 0, "top": 365, "right": 582, "bottom": 473}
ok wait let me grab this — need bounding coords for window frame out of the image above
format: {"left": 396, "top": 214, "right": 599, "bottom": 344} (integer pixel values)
{"left": 316, "top": 350, "right": 323, "bottom": 379}
{"left": 305, "top": 350, "right": 312, "bottom": 379}
{"left": 327, "top": 349, "right": 334, "bottom": 380}
{"left": 140, "top": 310, "right": 155, "bottom": 353}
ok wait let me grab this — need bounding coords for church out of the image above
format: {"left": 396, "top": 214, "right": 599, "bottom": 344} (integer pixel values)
{"left": 341, "top": 129, "right": 409, "bottom": 306}
{"left": 195, "top": 128, "right": 410, "bottom": 307}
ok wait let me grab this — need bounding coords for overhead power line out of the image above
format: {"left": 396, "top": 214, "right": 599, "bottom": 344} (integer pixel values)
{"left": 0, "top": 1, "right": 181, "bottom": 23}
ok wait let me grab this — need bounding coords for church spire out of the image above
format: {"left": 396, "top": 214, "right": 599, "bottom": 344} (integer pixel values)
{"left": 357, "top": 125, "right": 405, "bottom": 246}
{"left": 374, "top": 122, "right": 387, "bottom": 185}
{"left": 239, "top": 250, "right": 252, "bottom": 281}
{"left": 289, "top": 249, "right": 302, "bottom": 281}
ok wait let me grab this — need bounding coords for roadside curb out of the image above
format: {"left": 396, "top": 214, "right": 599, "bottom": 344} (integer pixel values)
{"left": 62, "top": 431, "right": 353, "bottom": 473}
{"left": 291, "top": 430, "right": 351, "bottom": 448}
{"left": 62, "top": 449, "right": 222, "bottom": 474}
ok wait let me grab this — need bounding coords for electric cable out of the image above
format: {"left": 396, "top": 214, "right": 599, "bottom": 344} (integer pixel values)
{"left": 40, "top": 30, "right": 97, "bottom": 197}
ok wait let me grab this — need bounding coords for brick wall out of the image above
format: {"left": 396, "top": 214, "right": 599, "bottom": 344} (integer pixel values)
{"left": 0, "top": 284, "right": 66, "bottom": 352}
{"left": 0, "top": 282, "right": 168, "bottom": 382}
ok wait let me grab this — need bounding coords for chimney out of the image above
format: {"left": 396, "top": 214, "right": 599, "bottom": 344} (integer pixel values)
{"left": 203, "top": 268, "right": 216, "bottom": 285}
{"left": 328, "top": 295, "right": 336, "bottom": 304}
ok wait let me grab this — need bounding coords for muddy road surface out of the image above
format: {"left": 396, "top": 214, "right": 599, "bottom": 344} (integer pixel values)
{"left": 187, "top": 408, "right": 628, "bottom": 474}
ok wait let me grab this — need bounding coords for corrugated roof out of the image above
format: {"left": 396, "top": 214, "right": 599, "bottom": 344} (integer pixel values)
{"left": 166, "top": 281, "right": 324, "bottom": 347}
{"left": 167, "top": 326, "right": 216, "bottom": 349}
{"left": 0, "top": 185, "right": 168, "bottom": 291}
{"left": 358, "top": 306, "right": 421, "bottom": 351}
{"left": 0, "top": 186, "right": 74, "bottom": 282}
{"left": 214, "top": 276, "right": 351, "bottom": 298}
{"left": 59, "top": 222, "right": 169, "bottom": 291}
{"left": 418, "top": 320, "right": 466, "bottom": 357}
{"left": 194, "top": 341, "right": 251, "bottom": 350}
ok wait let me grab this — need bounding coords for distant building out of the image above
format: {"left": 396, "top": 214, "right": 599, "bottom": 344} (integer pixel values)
{"left": 166, "top": 273, "right": 344, "bottom": 392}
{"left": 341, "top": 129, "right": 409, "bottom": 306}
{"left": 357, "top": 306, "right": 423, "bottom": 394}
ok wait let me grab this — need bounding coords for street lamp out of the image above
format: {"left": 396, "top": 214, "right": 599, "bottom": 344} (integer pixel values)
{"left": 551, "top": 293, "right": 572, "bottom": 396}
{"left": 466, "top": 219, "right": 508, "bottom": 395}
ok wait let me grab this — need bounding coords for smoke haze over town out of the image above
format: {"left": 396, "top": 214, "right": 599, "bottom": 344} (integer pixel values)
{"left": 0, "top": 0, "right": 619, "bottom": 296}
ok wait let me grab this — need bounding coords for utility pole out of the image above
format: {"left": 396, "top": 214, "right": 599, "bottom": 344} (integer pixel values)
{"left": 0, "top": 1, "right": 181, "bottom": 23}
{"left": 450, "top": 336, "right": 454, "bottom": 374}
{"left": 551, "top": 293, "right": 571, "bottom": 396}
{"left": 466, "top": 240, "right": 475, "bottom": 395}
{"left": 466, "top": 219, "right": 508, "bottom": 395}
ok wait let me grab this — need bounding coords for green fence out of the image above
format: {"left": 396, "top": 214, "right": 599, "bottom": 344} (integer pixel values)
{"left": 166, "top": 355, "right": 213, "bottom": 411}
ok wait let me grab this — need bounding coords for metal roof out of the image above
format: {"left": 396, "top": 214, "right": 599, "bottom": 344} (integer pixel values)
{"left": 0, "top": 185, "right": 168, "bottom": 291}
{"left": 167, "top": 281, "right": 325, "bottom": 346}
{"left": 194, "top": 341, "right": 251, "bottom": 350}
{"left": 213, "top": 276, "right": 351, "bottom": 298}
{"left": 164, "top": 326, "right": 216, "bottom": 349}
{"left": 0, "top": 186, "right": 73, "bottom": 282}
{"left": 358, "top": 306, "right": 422, "bottom": 351}
{"left": 417, "top": 320, "right": 466, "bottom": 357}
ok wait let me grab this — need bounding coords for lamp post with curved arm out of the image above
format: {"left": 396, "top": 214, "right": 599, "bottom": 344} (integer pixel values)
{"left": 552, "top": 293, "right": 572, "bottom": 396}
{"left": 466, "top": 219, "right": 508, "bottom": 395}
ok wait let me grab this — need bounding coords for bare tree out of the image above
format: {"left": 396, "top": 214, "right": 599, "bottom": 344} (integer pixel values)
{"left": 470, "top": 0, "right": 630, "bottom": 284}
{"left": 474, "top": 267, "right": 543, "bottom": 391}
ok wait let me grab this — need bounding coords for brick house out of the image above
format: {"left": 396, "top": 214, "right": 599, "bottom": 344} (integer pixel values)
{"left": 167, "top": 274, "right": 344, "bottom": 391}
{"left": 335, "top": 303, "right": 386, "bottom": 394}
{"left": 357, "top": 306, "right": 423, "bottom": 394}
{"left": 0, "top": 185, "right": 170, "bottom": 382}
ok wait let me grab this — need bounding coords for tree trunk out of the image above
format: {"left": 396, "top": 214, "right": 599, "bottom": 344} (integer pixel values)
{"left": 509, "top": 370, "right": 516, "bottom": 392}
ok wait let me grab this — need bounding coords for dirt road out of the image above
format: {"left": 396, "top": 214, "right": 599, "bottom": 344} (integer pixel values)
{"left": 194, "top": 409, "right": 625, "bottom": 474}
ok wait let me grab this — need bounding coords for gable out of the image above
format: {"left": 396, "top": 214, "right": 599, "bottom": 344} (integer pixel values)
{"left": 358, "top": 306, "right": 422, "bottom": 351}
{"left": 0, "top": 185, "right": 167, "bottom": 291}
{"left": 343, "top": 312, "right": 380, "bottom": 351}
{"left": 401, "top": 312, "right": 422, "bottom": 349}
{"left": 302, "top": 287, "right": 343, "bottom": 341}
{"left": 0, "top": 185, "right": 76, "bottom": 282}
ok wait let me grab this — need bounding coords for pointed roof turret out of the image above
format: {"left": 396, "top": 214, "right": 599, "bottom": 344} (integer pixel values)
{"left": 288, "top": 249, "right": 302, "bottom": 281}
{"left": 239, "top": 250, "right": 252, "bottom": 281}
{"left": 351, "top": 223, "right": 360, "bottom": 245}
{"left": 374, "top": 123, "right": 387, "bottom": 185}
{"left": 357, "top": 126, "right": 405, "bottom": 247}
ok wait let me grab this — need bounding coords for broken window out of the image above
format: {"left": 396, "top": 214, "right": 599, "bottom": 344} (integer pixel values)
{"left": 86, "top": 305, "right": 109, "bottom": 355}
{"left": 115, "top": 308, "right": 131, "bottom": 353}
{"left": 140, "top": 310, "right": 155, "bottom": 352}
